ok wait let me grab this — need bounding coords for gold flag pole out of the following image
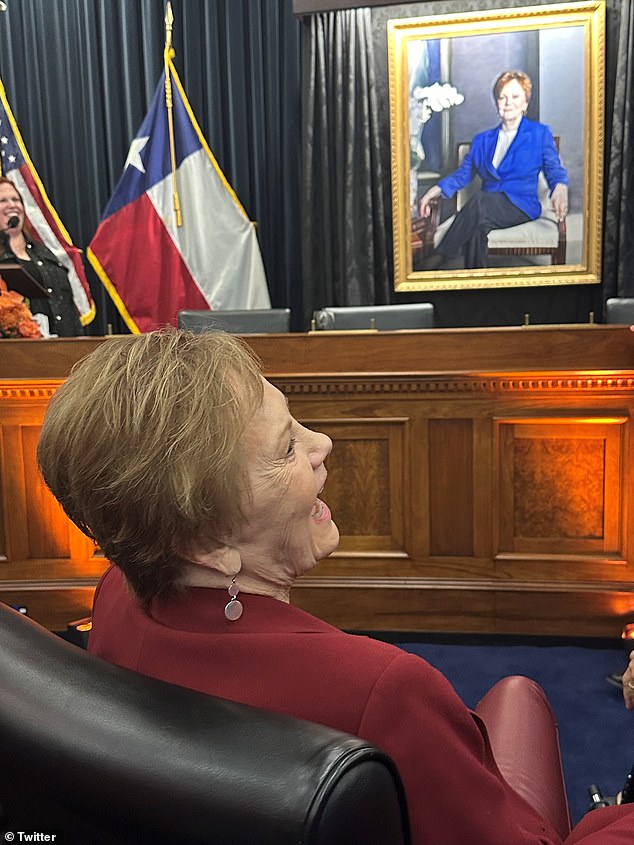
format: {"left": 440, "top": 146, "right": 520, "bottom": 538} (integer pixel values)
{"left": 164, "top": 1, "right": 182, "bottom": 227}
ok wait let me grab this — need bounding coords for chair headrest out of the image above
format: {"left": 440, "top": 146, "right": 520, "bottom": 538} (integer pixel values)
{"left": 177, "top": 308, "right": 291, "bottom": 334}
{"left": 604, "top": 298, "right": 634, "bottom": 324}
{"left": 313, "top": 304, "right": 434, "bottom": 331}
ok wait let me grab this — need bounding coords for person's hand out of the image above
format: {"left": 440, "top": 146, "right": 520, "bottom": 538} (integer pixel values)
{"left": 419, "top": 185, "right": 442, "bottom": 218}
{"left": 622, "top": 651, "right": 634, "bottom": 709}
{"left": 551, "top": 183, "right": 568, "bottom": 221}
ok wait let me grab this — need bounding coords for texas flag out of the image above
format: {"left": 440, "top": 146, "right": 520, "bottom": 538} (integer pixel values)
{"left": 0, "top": 75, "right": 95, "bottom": 326}
{"left": 88, "top": 57, "right": 270, "bottom": 334}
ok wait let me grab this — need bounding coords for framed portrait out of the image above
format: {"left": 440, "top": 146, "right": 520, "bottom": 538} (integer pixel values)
{"left": 387, "top": 1, "right": 605, "bottom": 292}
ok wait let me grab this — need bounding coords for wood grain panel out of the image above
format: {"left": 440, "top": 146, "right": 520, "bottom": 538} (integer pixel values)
{"left": 1, "top": 424, "right": 28, "bottom": 561}
{"left": 307, "top": 418, "right": 408, "bottom": 554}
{"left": 293, "top": 579, "right": 634, "bottom": 636}
{"left": 495, "top": 588, "right": 634, "bottom": 637}
{"left": 292, "top": 583, "right": 496, "bottom": 632}
{"left": 429, "top": 419, "right": 473, "bottom": 556}
{"left": 0, "top": 587, "right": 96, "bottom": 632}
{"left": 21, "top": 425, "right": 70, "bottom": 558}
{"left": 0, "top": 426, "right": 5, "bottom": 561}
{"left": 514, "top": 437, "right": 604, "bottom": 538}
{"left": 497, "top": 418, "right": 626, "bottom": 557}
{"left": 329, "top": 439, "right": 390, "bottom": 535}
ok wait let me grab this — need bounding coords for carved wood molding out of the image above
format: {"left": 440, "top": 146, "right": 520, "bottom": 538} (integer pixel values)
{"left": 0, "top": 380, "right": 60, "bottom": 401}
{"left": 295, "top": 576, "right": 634, "bottom": 593}
{"left": 0, "top": 579, "right": 100, "bottom": 591}
{"left": 276, "top": 373, "right": 634, "bottom": 396}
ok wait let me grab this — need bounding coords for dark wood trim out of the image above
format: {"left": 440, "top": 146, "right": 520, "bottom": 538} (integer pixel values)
{"left": 2, "top": 325, "right": 632, "bottom": 379}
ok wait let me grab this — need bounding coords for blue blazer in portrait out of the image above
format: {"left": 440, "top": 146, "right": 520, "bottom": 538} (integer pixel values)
{"left": 438, "top": 117, "right": 568, "bottom": 220}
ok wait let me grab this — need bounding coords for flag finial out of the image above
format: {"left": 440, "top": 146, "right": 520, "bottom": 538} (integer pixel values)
{"left": 165, "top": 2, "right": 174, "bottom": 46}
{"left": 164, "top": 1, "right": 182, "bottom": 227}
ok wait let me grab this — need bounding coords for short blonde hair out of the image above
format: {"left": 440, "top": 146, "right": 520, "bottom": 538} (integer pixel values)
{"left": 493, "top": 70, "right": 532, "bottom": 103}
{"left": 37, "top": 329, "right": 263, "bottom": 608}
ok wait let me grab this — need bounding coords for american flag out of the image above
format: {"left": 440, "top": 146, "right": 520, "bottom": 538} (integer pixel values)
{"left": 0, "top": 74, "right": 94, "bottom": 325}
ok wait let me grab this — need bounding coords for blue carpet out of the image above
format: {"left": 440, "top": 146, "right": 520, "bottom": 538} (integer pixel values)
{"left": 396, "top": 640, "right": 634, "bottom": 824}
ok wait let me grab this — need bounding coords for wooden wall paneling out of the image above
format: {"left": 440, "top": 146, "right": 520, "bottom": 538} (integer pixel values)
{"left": 495, "top": 587, "right": 634, "bottom": 637}
{"left": 0, "top": 377, "right": 101, "bottom": 631}
{"left": 248, "top": 327, "right": 634, "bottom": 376}
{"left": 410, "top": 411, "right": 430, "bottom": 557}
{"left": 3, "top": 329, "right": 634, "bottom": 380}
{"left": 0, "top": 384, "right": 56, "bottom": 563}
{"left": 291, "top": 583, "right": 498, "bottom": 633}
{"left": 429, "top": 419, "right": 473, "bottom": 556}
{"left": 623, "top": 412, "right": 634, "bottom": 572}
{"left": 0, "top": 587, "right": 96, "bottom": 632}
{"left": 21, "top": 425, "right": 70, "bottom": 559}
{"left": 1, "top": 424, "right": 29, "bottom": 561}
{"left": 300, "top": 416, "right": 409, "bottom": 555}
{"left": 473, "top": 417, "right": 494, "bottom": 561}
{"left": 496, "top": 417, "right": 627, "bottom": 560}
{"left": 3, "top": 329, "right": 634, "bottom": 634}
{"left": 0, "top": 425, "right": 5, "bottom": 562}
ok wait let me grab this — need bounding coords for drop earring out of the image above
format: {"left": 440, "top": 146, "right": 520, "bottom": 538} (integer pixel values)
{"left": 224, "top": 575, "right": 243, "bottom": 621}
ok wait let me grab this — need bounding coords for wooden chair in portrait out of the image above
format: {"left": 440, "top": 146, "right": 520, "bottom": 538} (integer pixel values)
{"left": 413, "top": 137, "right": 567, "bottom": 267}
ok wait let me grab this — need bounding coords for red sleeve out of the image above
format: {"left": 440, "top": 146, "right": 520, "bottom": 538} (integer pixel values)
{"left": 357, "top": 651, "right": 561, "bottom": 845}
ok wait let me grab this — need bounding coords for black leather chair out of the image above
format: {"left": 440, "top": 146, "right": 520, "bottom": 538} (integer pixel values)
{"left": 312, "top": 303, "right": 434, "bottom": 331}
{"left": 604, "top": 298, "right": 634, "bottom": 324}
{"left": 0, "top": 603, "right": 410, "bottom": 845}
{"left": 178, "top": 308, "right": 291, "bottom": 334}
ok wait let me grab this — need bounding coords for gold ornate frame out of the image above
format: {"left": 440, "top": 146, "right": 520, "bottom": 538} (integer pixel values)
{"left": 388, "top": 1, "right": 605, "bottom": 292}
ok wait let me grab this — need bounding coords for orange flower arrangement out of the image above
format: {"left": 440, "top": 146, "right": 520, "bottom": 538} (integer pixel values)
{"left": 0, "top": 279, "right": 42, "bottom": 338}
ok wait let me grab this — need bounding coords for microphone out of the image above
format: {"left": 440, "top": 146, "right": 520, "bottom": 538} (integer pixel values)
{"left": 588, "top": 783, "right": 612, "bottom": 811}
{"left": 0, "top": 215, "right": 18, "bottom": 257}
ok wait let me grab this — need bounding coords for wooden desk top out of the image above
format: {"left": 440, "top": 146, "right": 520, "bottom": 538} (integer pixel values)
{"left": 1, "top": 325, "right": 632, "bottom": 380}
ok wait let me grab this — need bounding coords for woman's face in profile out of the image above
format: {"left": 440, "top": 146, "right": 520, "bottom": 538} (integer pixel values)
{"left": 496, "top": 79, "right": 528, "bottom": 127}
{"left": 234, "top": 378, "right": 339, "bottom": 587}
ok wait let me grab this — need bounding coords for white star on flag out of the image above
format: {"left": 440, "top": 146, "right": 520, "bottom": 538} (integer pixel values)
{"left": 124, "top": 136, "right": 148, "bottom": 173}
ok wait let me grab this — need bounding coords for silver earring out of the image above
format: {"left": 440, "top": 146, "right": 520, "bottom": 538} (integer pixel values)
{"left": 224, "top": 576, "right": 243, "bottom": 621}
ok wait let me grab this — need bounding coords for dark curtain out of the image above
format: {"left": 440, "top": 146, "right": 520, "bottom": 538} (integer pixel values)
{"left": 301, "top": 0, "right": 633, "bottom": 327}
{"left": 0, "top": 0, "right": 302, "bottom": 334}
{"left": 603, "top": 0, "right": 634, "bottom": 298}
{"left": 0, "top": 0, "right": 632, "bottom": 332}
{"left": 301, "top": 9, "right": 391, "bottom": 325}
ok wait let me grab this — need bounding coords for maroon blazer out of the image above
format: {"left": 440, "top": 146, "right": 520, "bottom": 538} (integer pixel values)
{"left": 89, "top": 567, "right": 634, "bottom": 845}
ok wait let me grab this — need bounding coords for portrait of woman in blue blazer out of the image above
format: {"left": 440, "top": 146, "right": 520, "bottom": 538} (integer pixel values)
{"left": 419, "top": 70, "right": 569, "bottom": 269}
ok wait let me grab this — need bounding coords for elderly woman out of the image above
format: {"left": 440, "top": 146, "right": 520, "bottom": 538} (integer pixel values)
{"left": 419, "top": 70, "right": 568, "bottom": 269}
{"left": 37, "top": 330, "right": 634, "bottom": 845}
